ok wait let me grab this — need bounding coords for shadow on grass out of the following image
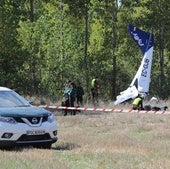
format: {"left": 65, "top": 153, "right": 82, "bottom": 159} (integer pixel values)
{"left": 52, "top": 142, "right": 80, "bottom": 151}
{"left": 0, "top": 143, "right": 80, "bottom": 151}
{"left": 0, "top": 146, "right": 34, "bottom": 151}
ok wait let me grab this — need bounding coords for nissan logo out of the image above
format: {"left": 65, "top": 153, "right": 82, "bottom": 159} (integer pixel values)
{"left": 32, "top": 117, "right": 38, "bottom": 124}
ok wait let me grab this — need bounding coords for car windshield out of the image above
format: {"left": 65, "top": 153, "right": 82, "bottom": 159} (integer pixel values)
{"left": 0, "top": 91, "right": 30, "bottom": 107}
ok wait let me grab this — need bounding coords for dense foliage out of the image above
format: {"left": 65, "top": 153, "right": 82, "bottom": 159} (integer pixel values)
{"left": 0, "top": 0, "right": 169, "bottom": 101}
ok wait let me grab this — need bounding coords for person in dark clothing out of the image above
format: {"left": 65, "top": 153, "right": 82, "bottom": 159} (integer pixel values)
{"left": 64, "top": 82, "right": 76, "bottom": 116}
{"left": 76, "top": 82, "right": 84, "bottom": 106}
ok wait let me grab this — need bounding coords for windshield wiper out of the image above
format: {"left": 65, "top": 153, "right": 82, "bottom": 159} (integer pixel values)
{"left": 15, "top": 105, "right": 30, "bottom": 107}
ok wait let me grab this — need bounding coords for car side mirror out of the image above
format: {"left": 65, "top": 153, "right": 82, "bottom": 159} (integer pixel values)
{"left": 29, "top": 101, "right": 34, "bottom": 105}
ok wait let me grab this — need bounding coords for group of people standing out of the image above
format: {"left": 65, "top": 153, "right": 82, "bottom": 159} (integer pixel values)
{"left": 63, "top": 76, "right": 99, "bottom": 116}
{"left": 63, "top": 80, "right": 84, "bottom": 116}
{"left": 63, "top": 77, "right": 147, "bottom": 114}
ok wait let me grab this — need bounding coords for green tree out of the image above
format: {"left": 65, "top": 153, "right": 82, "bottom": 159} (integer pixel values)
{"left": 149, "top": 0, "right": 170, "bottom": 98}
{"left": 0, "top": 0, "right": 26, "bottom": 90}
{"left": 1, "top": 0, "right": 170, "bottom": 101}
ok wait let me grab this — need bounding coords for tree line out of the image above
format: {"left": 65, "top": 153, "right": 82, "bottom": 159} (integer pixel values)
{"left": 0, "top": 0, "right": 169, "bottom": 102}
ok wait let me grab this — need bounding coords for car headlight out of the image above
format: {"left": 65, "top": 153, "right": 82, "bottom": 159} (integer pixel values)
{"left": 0, "top": 116, "right": 17, "bottom": 124}
{"left": 47, "top": 114, "right": 55, "bottom": 123}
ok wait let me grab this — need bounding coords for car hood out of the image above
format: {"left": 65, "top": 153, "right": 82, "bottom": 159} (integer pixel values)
{"left": 0, "top": 106, "right": 51, "bottom": 117}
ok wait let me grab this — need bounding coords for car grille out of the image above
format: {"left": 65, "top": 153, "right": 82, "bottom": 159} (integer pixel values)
{"left": 18, "top": 133, "right": 51, "bottom": 142}
{"left": 14, "top": 116, "right": 48, "bottom": 124}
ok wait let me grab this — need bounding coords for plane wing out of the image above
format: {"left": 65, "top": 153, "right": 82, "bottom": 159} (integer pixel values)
{"left": 114, "top": 86, "right": 138, "bottom": 105}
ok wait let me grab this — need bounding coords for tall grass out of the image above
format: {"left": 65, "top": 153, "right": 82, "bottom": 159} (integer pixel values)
{"left": 1, "top": 109, "right": 170, "bottom": 169}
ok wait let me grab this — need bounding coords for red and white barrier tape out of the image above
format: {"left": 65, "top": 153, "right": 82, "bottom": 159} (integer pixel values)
{"left": 38, "top": 105, "right": 170, "bottom": 115}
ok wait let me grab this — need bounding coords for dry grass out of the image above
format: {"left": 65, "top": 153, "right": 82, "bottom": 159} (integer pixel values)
{"left": 55, "top": 111, "right": 170, "bottom": 169}
{"left": 0, "top": 100, "right": 170, "bottom": 169}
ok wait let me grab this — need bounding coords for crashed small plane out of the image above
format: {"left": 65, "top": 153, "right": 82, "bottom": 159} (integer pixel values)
{"left": 114, "top": 24, "right": 154, "bottom": 105}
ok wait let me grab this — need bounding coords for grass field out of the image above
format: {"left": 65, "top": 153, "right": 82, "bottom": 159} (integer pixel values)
{"left": 0, "top": 101, "right": 170, "bottom": 169}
